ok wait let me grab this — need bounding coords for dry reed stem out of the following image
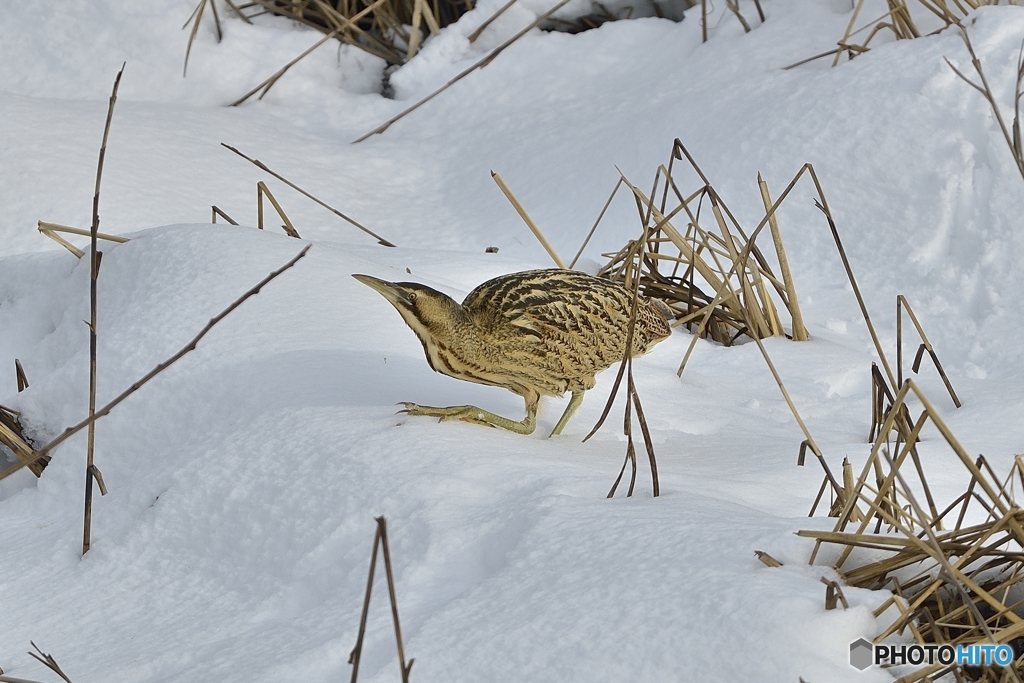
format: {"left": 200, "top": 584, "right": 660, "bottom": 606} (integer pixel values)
{"left": 83, "top": 63, "right": 123, "bottom": 556}
{"left": 568, "top": 177, "right": 622, "bottom": 269}
{"left": 211, "top": 206, "right": 239, "bottom": 225}
{"left": 257, "top": 181, "right": 302, "bottom": 238}
{"left": 803, "top": 377, "right": 1024, "bottom": 672}
{"left": 0, "top": 245, "right": 311, "bottom": 482}
{"left": 37, "top": 222, "right": 129, "bottom": 259}
{"left": 221, "top": 143, "right": 395, "bottom": 246}
{"left": 0, "top": 675, "right": 48, "bottom": 683}
{"left": 758, "top": 174, "right": 807, "bottom": 340}
{"left": 348, "top": 517, "right": 413, "bottom": 683}
{"left": 15, "top": 359, "right": 29, "bottom": 392}
{"left": 945, "top": 28, "right": 1024, "bottom": 184}
{"left": 584, "top": 171, "right": 661, "bottom": 498}
{"left": 27, "top": 643, "right": 72, "bottom": 683}
{"left": 491, "top": 171, "right": 566, "bottom": 268}
{"left": 0, "top": 418, "right": 40, "bottom": 475}
{"left": 231, "top": 28, "right": 340, "bottom": 106}
{"left": 468, "top": 0, "right": 518, "bottom": 42}
{"left": 897, "top": 294, "right": 961, "bottom": 407}
{"left": 813, "top": 199, "right": 898, "bottom": 390}
{"left": 755, "top": 550, "right": 782, "bottom": 567}
{"left": 352, "top": 0, "right": 574, "bottom": 142}
{"left": 183, "top": 0, "right": 211, "bottom": 77}
{"left": 223, "top": 0, "right": 254, "bottom": 23}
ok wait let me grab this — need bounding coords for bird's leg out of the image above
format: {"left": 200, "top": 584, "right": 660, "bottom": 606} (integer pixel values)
{"left": 399, "top": 394, "right": 538, "bottom": 435}
{"left": 549, "top": 390, "right": 585, "bottom": 437}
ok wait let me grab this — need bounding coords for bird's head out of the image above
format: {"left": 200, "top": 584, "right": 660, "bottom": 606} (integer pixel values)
{"left": 352, "top": 274, "right": 464, "bottom": 342}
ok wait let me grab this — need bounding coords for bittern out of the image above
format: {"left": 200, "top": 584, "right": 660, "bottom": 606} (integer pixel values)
{"left": 353, "top": 269, "right": 672, "bottom": 436}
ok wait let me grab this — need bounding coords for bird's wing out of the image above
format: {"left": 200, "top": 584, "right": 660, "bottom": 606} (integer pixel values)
{"left": 463, "top": 270, "right": 633, "bottom": 345}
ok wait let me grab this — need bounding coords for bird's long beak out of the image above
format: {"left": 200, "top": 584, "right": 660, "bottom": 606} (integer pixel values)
{"left": 352, "top": 274, "right": 413, "bottom": 307}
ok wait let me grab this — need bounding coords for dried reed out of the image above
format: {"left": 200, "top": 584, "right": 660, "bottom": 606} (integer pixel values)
{"left": 83, "top": 63, "right": 124, "bottom": 556}
{"left": 945, "top": 27, "right": 1024, "bottom": 185}
{"left": 26, "top": 644, "right": 71, "bottom": 683}
{"left": 221, "top": 143, "right": 396, "bottom": 246}
{"left": 802, "top": 379, "right": 1024, "bottom": 682}
{"left": 37, "top": 222, "right": 129, "bottom": 260}
{"left": 491, "top": 171, "right": 567, "bottom": 269}
{"left": 352, "top": 0, "right": 574, "bottom": 142}
{"left": 0, "top": 245, "right": 311, "bottom": 482}
{"left": 786, "top": 0, "right": 1017, "bottom": 70}
{"left": 349, "top": 517, "right": 414, "bottom": 683}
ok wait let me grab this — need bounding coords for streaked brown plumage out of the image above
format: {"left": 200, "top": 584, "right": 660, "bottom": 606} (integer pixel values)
{"left": 352, "top": 268, "right": 672, "bottom": 436}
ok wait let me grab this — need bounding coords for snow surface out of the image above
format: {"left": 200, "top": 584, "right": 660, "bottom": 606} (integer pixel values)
{"left": 2, "top": 1, "right": 1024, "bottom": 681}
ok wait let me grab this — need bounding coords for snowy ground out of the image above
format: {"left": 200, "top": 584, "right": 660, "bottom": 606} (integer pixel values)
{"left": 2, "top": 1, "right": 1024, "bottom": 681}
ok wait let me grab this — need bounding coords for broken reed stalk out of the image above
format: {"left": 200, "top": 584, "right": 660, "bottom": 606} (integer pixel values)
{"left": 212, "top": 206, "right": 239, "bottom": 225}
{"left": 352, "top": 0, "right": 574, "bottom": 142}
{"left": 257, "top": 182, "right": 302, "bottom": 238}
{"left": 583, "top": 171, "right": 662, "bottom": 498}
{"left": 757, "top": 173, "right": 807, "bottom": 341}
{"left": 813, "top": 198, "right": 897, "bottom": 389}
{"left": 231, "top": 28, "right": 340, "bottom": 106}
{"left": 15, "top": 359, "right": 29, "bottom": 392}
{"left": 183, "top": 0, "right": 211, "bottom": 78}
{"left": 349, "top": 517, "right": 413, "bottom": 683}
{"left": 945, "top": 28, "right": 1024, "bottom": 185}
{"left": 0, "top": 245, "right": 311, "bottom": 481}
{"left": 467, "top": 0, "right": 518, "bottom": 42}
{"left": 83, "top": 63, "right": 123, "bottom": 556}
{"left": 38, "top": 222, "right": 130, "bottom": 256}
{"left": 490, "top": 171, "right": 567, "bottom": 268}
{"left": 0, "top": 675, "right": 48, "bottom": 683}
{"left": 221, "top": 143, "right": 395, "bottom": 246}
{"left": 896, "top": 294, "right": 961, "bottom": 407}
{"left": 27, "top": 643, "right": 72, "bottom": 683}
{"left": 569, "top": 177, "right": 622, "bottom": 269}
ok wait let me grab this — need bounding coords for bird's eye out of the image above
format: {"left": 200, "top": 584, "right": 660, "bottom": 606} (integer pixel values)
{"left": 408, "top": 292, "right": 417, "bottom": 303}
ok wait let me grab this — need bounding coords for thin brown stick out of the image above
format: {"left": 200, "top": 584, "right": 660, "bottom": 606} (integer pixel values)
{"left": 0, "top": 674, "right": 49, "bottom": 683}
{"left": 15, "top": 359, "right": 29, "bottom": 392}
{"left": 257, "top": 182, "right": 302, "bottom": 238}
{"left": 223, "top": 0, "right": 254, "bottom": 23}
{"left": 348, "top": 523, "right": 381, "bottom": 682}
{"left": 352, "top": 0, "right": 573, "bottom": 142}
{"left": 84, "top": 63, "right": 123, "bottom": 556}
{"left": 183, "top": 0, "right": 209, "bottom": 78}
{"left": 230, "top": 29, "right": 339, "bottom": 106}
{"left": 491, "top": 171, "right": 566, "bottom": 268}
{"left": 700, "top": 0, "right": 707, "bottom": 43}
{"left": 468, "top": 0, "right": 517, "bottom": 42}
{"left": 945, "top": 29, "right": 1024, "bottom": 183}
{"left": 0, "top": 245, "right": 311, "bottom": 481}
{"left": 569, "top": 177, "right": 622, "bottom": 269}
{"left": 758, "top": 173, "right": 807, "bottom": 340}
{"left": 211, "top": 206, "right": 239, "bottom": 225}
{"left": 348, "top": 518, "right": 413, "bottom": 682}
{"left": 221, "top": 143, "right": 395, "bottom": 246}
{"left": 378, "top": 517, "right": 414, "bottom": 682}
{"left": 27, "top": 643, "right": 72, "bottom": 683}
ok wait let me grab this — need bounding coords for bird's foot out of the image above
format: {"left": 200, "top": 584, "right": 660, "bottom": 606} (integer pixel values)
{"left": 396, "top": 402, "right": 536, "bottom": 434}
{"left": 397, "top": 403, "right": 495, "bottom": 427}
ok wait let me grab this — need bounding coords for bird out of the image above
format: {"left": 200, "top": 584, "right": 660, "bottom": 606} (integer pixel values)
{"left": 352, "top": 268, "right": 673, "bottom": 436}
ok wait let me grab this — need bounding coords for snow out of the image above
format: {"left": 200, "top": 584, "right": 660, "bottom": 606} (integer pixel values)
{"left": 2, "top": 1, "right": 1024, "bottom": 681}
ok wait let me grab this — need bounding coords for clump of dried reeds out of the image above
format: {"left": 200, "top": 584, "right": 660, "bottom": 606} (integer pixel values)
{"left": 798, "top": 378, "right": 1024, "bottom": 682}
{"left": 591, "top": 139, "right": 808, "bottom": 351}
{"left": 786, "top": 0, "right": 1016, "bottom": 70}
